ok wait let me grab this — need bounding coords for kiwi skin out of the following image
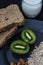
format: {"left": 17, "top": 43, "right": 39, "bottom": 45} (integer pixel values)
{"left": 21, "top": 29, "right": 36, "bottom": 45}
{"left": 10, "top": 40, "right": 30, "bottom": 55}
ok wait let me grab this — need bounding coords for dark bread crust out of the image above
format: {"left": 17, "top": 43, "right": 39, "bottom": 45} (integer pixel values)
{"left": 0, "top": 4, "right": 25, "bottom": 33}
{"left": 0, "top": 25, "right": 17, "bottom": 48}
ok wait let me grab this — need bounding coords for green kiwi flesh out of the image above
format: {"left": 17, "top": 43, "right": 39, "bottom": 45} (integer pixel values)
{"left": 21, "top": 29, "right": 36, "bottom": 44}
{"left": 10, "top": 40, "right": 30, "bottom": 54}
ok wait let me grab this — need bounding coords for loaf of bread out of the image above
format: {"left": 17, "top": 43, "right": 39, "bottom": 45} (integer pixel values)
{"left": 0, "top": 4, "right": 25, "bottom": 33}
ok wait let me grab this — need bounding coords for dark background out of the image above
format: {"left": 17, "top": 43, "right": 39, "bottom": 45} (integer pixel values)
{"left": 0, "top": 0, "right": 43, "bottom": 20}
{"left": 0, "top": 1, "right": 43, "bottom": 65}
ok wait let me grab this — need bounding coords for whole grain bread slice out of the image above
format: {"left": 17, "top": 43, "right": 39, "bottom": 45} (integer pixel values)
{"left": 0, "top": 25, "right": 17, "bottom": 48}
{"left": 0, "top": 4, "right": 25, "bottom": 33}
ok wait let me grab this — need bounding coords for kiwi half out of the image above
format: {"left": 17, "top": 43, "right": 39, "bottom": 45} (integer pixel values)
{"left": 10, "top": 40, "right": 30, "bottom": 54}
{"left": 21, "top": 29, "right": 36, "bottom": 44}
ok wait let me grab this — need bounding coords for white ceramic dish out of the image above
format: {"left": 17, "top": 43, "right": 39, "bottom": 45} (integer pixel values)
{"left": 22, "top": 0, "right": 42, "bottom": 18}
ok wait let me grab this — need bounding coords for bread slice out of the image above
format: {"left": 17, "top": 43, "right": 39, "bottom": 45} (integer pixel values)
{"left": 0, "top": 4, "right": 25, "bottom": 33}
{"left": 0, "top": 25, "right": 17, "bottom": 48}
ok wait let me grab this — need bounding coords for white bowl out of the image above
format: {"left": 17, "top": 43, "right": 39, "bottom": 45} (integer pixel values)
{"left": 22, "top": 0, "right": 42, "bottom": 18}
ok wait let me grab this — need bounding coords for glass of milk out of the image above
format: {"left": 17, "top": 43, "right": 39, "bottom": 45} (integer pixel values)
{"left": 22, "top": 0, "right": 42, "bottom": 18}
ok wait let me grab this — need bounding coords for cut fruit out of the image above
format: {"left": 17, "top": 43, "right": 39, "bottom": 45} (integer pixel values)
{"left": 10, "top": 40, "right": 30, "bottom": 54}
{"left": 21, "top": 29, "right": 36, "bottom": 44}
